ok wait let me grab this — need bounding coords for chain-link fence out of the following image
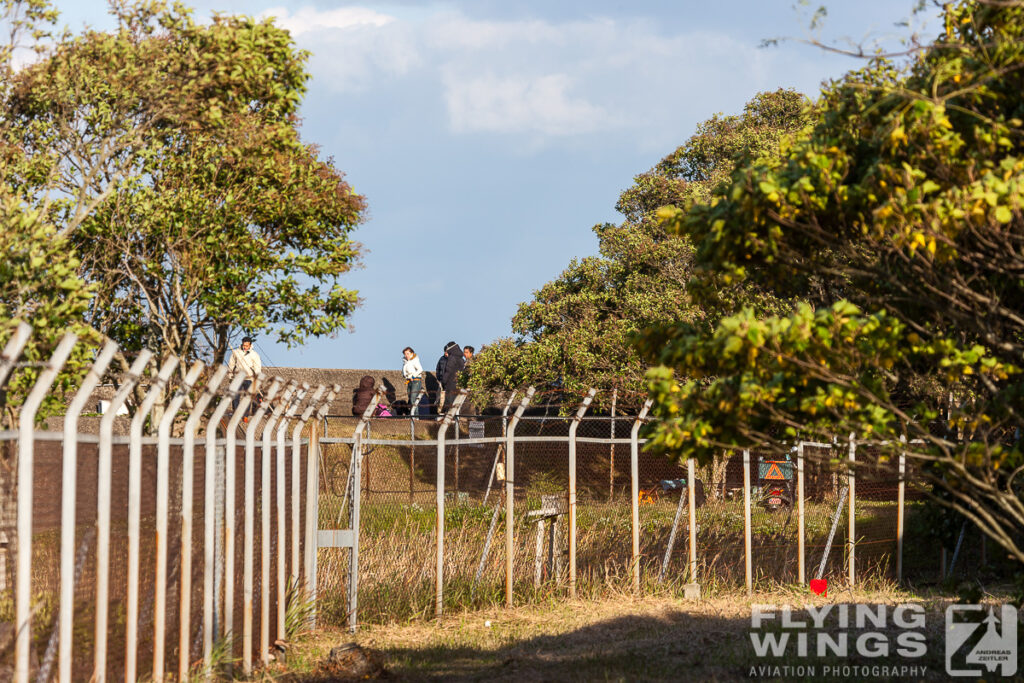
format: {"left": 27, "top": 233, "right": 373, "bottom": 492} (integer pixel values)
{"left": 6, "top": 437, "right": 315, "bottom": 681}
{"left": 2, "top": 318, "right": 994, "bottom": 683}
{"left": 319, "top": 394, "right": 927, "bottom": 627}
{"left": 0, "top": 324, "right": 336, "bottom": 682}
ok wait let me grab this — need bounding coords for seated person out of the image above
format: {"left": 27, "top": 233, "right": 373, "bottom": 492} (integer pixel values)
{"left": 352, "top": 375, "right": 375, "bottom": 416}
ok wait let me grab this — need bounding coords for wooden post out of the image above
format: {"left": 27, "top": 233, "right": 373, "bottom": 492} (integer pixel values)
{"left": 743, "top": 450, "right": 752, "bottom": 595}
{"left": 797, "top": 443, "right": 805, "bottom": 584}
{"left": 533, "top": 520, "right": 545, "bottom": 587}
{"left": 553, "top": 518, "right": 564, "bottom": 582}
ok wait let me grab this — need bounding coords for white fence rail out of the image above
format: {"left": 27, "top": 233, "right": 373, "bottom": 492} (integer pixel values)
{"left": 0, "top": 324, "right": 917, "bottom": 679}
{"left": 0, "top": 324, "right": 337, "bottom": 681}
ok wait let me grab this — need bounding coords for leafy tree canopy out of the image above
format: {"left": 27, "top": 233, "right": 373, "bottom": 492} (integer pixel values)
{"left": 468, "top": 89, "right": 809, "bottom": 407}
{"left": 639, "top": 0, "right": 1024, "bottom": 563}
{"left": 0, "top": 0, "right": 366, "bottom": 407}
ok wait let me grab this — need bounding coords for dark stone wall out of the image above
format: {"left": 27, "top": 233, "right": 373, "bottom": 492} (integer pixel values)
{"left": 265, "top": 367, "right": 440, "bottom": 416}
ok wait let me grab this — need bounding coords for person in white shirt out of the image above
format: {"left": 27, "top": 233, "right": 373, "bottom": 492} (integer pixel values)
{"left": 229, "top": 336, "right": 262, "bottom": 413}
{"left": 402, "top": 346, "right": 425, "bottom": 416}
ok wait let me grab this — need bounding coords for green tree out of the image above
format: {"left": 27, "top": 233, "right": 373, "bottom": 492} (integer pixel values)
{"left": 639, "top": 0, "right": 1024, "bottom": 563}
{"left": 0, "top": 1, "right": 98, "bottom": 426}
{"left": 0, "top": 1, "right": 366, "bottom": 390}
{"left": 469, "top": 90, "right": 809, "bottom": 406}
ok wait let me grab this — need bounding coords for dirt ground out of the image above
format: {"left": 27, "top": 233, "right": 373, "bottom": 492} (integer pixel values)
{"left": 275, "top": 587, "right": 1019, "bottom": 681}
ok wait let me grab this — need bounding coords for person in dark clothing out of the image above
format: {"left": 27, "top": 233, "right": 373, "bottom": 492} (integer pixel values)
{"left": 352, "top": 375, "right": 375, "bottom": 416}
{"left": 435, "top": 351, "right": 447, "bottom": 387}
{"left": 434, "top": 347, "right": 448, "bottom": 412}
{"left": 441, "top": 341, "right": 465, "bottom": 412}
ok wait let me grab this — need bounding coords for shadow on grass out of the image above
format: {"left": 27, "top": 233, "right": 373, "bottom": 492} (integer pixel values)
{"left": 290, "top": 601, "right": 961, "bottom": 682}
{"left": 384, "top": 610, "right": 749, "bottom": 681}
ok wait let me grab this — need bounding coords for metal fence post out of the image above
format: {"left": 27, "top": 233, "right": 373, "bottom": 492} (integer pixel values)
{"left": 125, "top": 355, "right": 178, "bottom": 683}
{"left": 454, "top": 400, "right": 462, "bottom": 496}
{"left": 482, "top": 392, "right": 516, "bottom": 506}
{"left": 349, "top": 388, "right": 383, "bottom": 633}
{"left": 743, "top": 449, "right": 752, "bottom": 595}
{"left": 436, "top": 390, "right": 468, "bottom": 618}
{"left": 0, "top": 323, "right": 30, "bottom": 386}
{"left": 306, "top": 387, "right": 338, "bottom": 630}
{"left": 848, "top": 433, "right": 856, "bottom": 587}
{"left": 292, "top": 386, "right": 325, "bottom": 587}
{"left": 609, "top": 388, "right": 617, "bottom": 502}
{"left": 569, "top": 389, "right": 596, "bottom": 599}
{"left": 505, "top": 388, "right": 535, "bottom": 608}
{"left": 687, "top": 457, "right": 697, "bottom": 584}
{"left": 797, "top": 442, "right": 805, "bottom": 585}
{"left": 224, "top": 374, "right": 261, "bottom": 665}
{"left": 276, "top": 385, "right": 307, "bottom": 641}
{"left": 94, "top": 346, "right": 148, "bottom": 683}
{"left": 61, "top": 339, "right": 117, "bottom": 683}
{"left": 179, "top": 365, "right": 227, "bottom": 680}
{"left": 0, "top": 323, "right": 29, "bottom": 605}
{"left": 153, "top": 361, "right": 204, "bottom": 680}
{"left": 262, "top": 381, "right": 297, "bottom": 664}
{"left": 203, "top": 372, "right": 244, "bottom": 670}
{"left": 15, "top": 332, "right": 77, "bottom": 683}
{"left": 897, "top": 435, "right": 906, "bottom": 584}
{"left": 630, "top": 399, "right": 653, "bottom": 593}
{"left": 242, "top": 378, "right": 282, "bottom": 675}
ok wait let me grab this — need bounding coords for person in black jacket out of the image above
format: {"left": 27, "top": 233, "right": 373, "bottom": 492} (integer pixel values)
{"left": 434, "top": 346, "right": 448, "bottom": 411}
{"left": 441, "top": 341, "right": 465, "bottom": 412}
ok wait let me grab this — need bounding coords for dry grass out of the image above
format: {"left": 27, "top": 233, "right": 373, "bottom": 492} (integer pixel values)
{"left": 275, "top": 587, "right": 978, "bottom": 681}
{"left": 313, "top": 493, "right": 907, "bottom": 627}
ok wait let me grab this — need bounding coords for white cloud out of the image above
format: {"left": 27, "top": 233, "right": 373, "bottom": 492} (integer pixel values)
{"left": 260, "top": 5, "right": 837, "bottom": 145}
{"left": 257, "top": 6, "right": 419, "bottom": 92}
{"left": 443, "top": 72, "right": 612, "bottom": 136}
{"left": 426, "top": 16, "right": 564, "bottom": 50}
{"left": 258, "top": 6, "right": 395, "bottom": 36}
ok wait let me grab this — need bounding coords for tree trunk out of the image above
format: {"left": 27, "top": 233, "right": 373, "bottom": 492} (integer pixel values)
{"left": 711, "top": 451, "right": 731, "bottom": 500}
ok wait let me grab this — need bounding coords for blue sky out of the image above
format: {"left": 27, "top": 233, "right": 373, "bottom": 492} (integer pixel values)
{"left": 59, "top": 1, "right": 934, "bottom": 371}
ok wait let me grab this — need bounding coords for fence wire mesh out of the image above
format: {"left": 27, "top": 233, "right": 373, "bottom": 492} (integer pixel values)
{"left": 323, "top": 410, "right": 935, "bottom": 627}
{"left": 1, "top": 434, "right": 311, "bottom": 680}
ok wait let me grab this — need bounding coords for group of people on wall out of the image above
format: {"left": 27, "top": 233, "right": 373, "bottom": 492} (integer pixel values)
{"left": 225, "top": 335, "right": 476, "bottom": 419}
{"left": 353, "top": 341, "right": 475, "bottom": 417}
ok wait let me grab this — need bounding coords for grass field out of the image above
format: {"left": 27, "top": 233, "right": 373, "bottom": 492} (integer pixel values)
{"left": 314, "top": 492, "right": 912, "bottom": 628}
{"left": 273, "top": 587, "right": 1014, "bottom": 681}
